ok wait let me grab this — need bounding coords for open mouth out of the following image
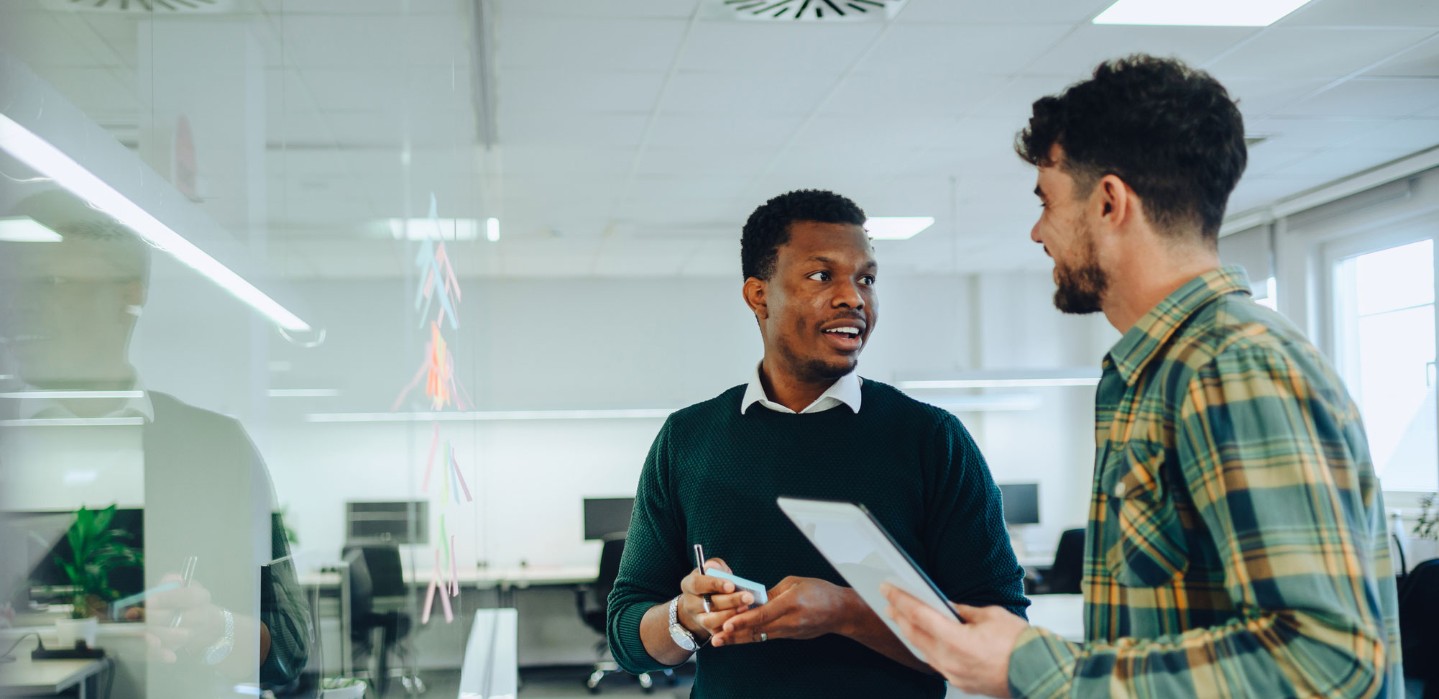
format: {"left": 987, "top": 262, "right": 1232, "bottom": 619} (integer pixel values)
{"left": 821, "top": 324, "right": 864, "bottom": 352}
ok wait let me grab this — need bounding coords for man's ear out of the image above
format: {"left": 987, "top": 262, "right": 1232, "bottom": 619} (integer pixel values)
{"left": 742, "top": 277, "right": 768, "bottom": 321}
{"left": 121, "top": 280, "right": 146, "bottom": 310}
{"left": 1096, "top": 174, "right": 1133, "bottom": 230}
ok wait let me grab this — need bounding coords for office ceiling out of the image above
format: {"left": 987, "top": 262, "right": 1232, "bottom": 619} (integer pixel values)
{"left": 2, "top": 0, "right": 1438, "bottom": 278}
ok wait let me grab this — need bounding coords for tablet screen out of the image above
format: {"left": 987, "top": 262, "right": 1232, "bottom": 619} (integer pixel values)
{"left": 776, "top": 496, "right": 961, "bottom": 663}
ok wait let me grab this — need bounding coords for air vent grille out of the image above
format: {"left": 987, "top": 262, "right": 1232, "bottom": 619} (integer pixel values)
{"left": 719, "top": 0, "right": 908, "bottom": 22}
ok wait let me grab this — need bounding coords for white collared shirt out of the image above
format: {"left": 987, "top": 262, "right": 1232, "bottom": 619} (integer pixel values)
{"left": 740, "top": 363, "right": 863, "bottom": 415}
{"left": 5, "top": 382, "right": 154, "bottom": 422}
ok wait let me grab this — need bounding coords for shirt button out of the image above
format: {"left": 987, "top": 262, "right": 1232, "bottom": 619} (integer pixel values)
{"left": 1113, "top": 482, "right": 1127, "bottom": 497}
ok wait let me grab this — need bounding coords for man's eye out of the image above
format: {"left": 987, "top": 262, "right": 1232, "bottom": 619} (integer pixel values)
{"left": 860, "top": 276, "right": 876, "bottom": 286}
{"left": 807, "top": 271, "right": 830, "bottom": 282}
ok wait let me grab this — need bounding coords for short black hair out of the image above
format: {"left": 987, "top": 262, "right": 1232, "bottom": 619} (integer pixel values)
{"left": 1015, "top": 54, "right": 1247, "bottom": 242}
{"left": 741, "top": 189, "right": 866, "bottom": 280}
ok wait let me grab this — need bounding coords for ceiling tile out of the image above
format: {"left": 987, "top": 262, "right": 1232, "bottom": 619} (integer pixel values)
{"left": 662, "top": 70, "right": 834, "bottom": 115}
{"left": 498, "top": 112, "right": 650, "bottom": 147}
{"left": 822, "top": 72, "right": 1012, "bottom": 118}
{"left": 1269, "top": 146, "right": 1417, "bottom": 178}
{"left": 500, "top": 146, "right": 635, "bottom": 176}
{"left": 497, "top": 18, "right": 689, "bottom": 71}
{"left": 1206, "top": 27, "right": 1435, "bottom": 80}
{"left": 895, "top": 0, "right": 1110, "bottom": 25}
{"left": 864, "top": 23, "right": 1073, "bottom": 77}
{"left": 1279, "top": 78, "right": 1439, "bottom": 118}
{"left": 679, "top": 20, "right": 885, "bottom": 73}
{"left": 1025, "top": 25, "right": 1258, "bottom": 77}
{"left": 646, "top": 114, "right": 807, "bottom": 148}
{"left": 499, "top": 69, "right": 667, "bottom": 114}
{"left": 634, "top": 147, "right": 776, "bottom": 177}
{"left": 495, "top": 0, "right": 698, "bottom": 20}
{"left": 1280, "top": 0, "right": 1439, "bottom": 27}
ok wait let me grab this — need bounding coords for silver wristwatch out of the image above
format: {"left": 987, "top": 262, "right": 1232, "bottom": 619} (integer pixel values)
{"left": 202, "top": 608, "right": 235, "bottom": 665}
{"left": 667, "top": 596, "right": 697, "bottom": 652}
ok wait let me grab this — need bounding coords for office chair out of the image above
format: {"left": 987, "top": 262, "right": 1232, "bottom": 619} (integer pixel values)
{"left": 342, "top": 544, "right": 424, "bottom": 696}
{"left": 1030, "top": 528, "right": 1085, "bottom": 595}
{"left": 1398, "top": 556, "right": 1438, "bottom": 698}
{"left": 574, "top": 534, "right": 674, "bottom": 694}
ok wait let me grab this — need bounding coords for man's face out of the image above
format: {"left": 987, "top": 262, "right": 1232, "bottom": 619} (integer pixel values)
{"left": 0, "top": 240, "right": 142, "bottom": 386}
{"left": 1030, "top": 146, "right": 1109, "bottom": 315}
{"left": 757, "top": 220, "right": 877, "bottom": 383}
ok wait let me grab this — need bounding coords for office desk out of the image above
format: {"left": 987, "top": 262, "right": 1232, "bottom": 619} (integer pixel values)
{"left": 0, "top": 653, "right": 107, "bottom": 698}
{"left": 298, "top": 564, "right": 596, "bottom": 590}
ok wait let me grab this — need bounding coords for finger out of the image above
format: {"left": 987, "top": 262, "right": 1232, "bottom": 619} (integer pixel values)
{"left": 722, "top": 604, "right": 771, "bottom": 634}
{"left": 681, "top": 574, "right": 735, "bottom": 597}
{"left": 704, "top": 558, "right": 732, "bottom": 575}
{"left": 695, "top": 607, "right": 746, "bottom": 634}
{"left": 952, "top": 603, "right": 987, "bottom": 623}
{"left": 707, "top": 590, "right": 755, "bottom": 611}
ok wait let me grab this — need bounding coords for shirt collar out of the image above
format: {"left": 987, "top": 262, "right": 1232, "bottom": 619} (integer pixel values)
{"left": 740, "top": 363, "right": 863, "bottom": 415}
{"left": 1106, "top": 265, "right": 1252, "bottom": 386}
{"left": 5, "top": 380, "right": 155, "bottom": 422}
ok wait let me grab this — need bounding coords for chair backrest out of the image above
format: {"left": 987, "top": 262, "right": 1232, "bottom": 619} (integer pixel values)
{"left": 595, "top": 534, "right": 627, "bottom": 604}
{"left": 1047, "top": 528, "right": 1085, "bottom": 594}
{"left": 1398, "top": 557, "right": 1439, "bottom": 681}
{"left": 342, "top": 546, "right": 375, "bottom": 619}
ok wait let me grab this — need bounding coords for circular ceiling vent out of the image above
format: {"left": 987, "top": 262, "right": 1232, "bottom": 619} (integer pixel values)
{"left": 42, "top": 0, "right": 235, "bottom": 13}
{"left": 716, "top": 0, "right": 909, "bottom": 22}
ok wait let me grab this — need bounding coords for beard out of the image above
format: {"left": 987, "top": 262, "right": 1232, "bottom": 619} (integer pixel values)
{"left": 1052, "top": 225, "right": 1108, "bottom": 315}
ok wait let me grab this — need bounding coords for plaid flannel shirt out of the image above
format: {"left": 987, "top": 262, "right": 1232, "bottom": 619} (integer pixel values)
{"left": 1009, "top": 266, "right": 1404, "bottom": 698}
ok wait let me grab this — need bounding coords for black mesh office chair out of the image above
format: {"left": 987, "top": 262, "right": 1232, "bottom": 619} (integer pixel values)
{"left": 342, "top": 544, "right": 424, "bottom": 696}
{"left": 1398, "top": 556, "right": 1438, "bottom": 698}
{"left": 1030, "top": 528, "right": 1085, "bottom": 595}
{"left": 574, "top": 534, "right": 673, "bottom": 694}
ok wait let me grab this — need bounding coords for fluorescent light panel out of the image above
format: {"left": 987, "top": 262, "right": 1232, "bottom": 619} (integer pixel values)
{"left": 0, "top": 390, "right": 144, "bottom": 400}
{"left": 486, "top": 217, "right": 500, "bottom": 242}
{"left": 0, "top": 115, "right": 311, "bottom": 332}
{"left": 0, "top": 217, "right": 62, "bottom": 242}
{"left": 388, "top": 218, "right": 479, "bottom": 241}
{"left": 1093, "top": 0, "right": 1313, "bottom": 26}
{"left": 866, "top": 216, "right": 934, "bottom": 240}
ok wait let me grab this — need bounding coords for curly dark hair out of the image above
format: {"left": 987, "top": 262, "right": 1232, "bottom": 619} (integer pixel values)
{"left": 741, "top": 189, "right": 866, "bottom": 280}
{"left": 1015, "top": 54, "right": 1247, "bottom": 242}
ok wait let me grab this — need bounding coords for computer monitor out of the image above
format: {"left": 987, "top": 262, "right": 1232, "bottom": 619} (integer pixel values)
{"left": 582, "top": 497, "right": 634, "bottom": 541}
{"left": 12, "top": 508, "right": 145, "bottom": 602}
{"left": 998, "top": 483, "right": 1040, "bottom": 526}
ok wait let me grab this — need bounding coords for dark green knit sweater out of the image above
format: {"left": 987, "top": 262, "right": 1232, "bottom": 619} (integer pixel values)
{"left": 607, "top": 379, "right": 1028, "bottom": 698}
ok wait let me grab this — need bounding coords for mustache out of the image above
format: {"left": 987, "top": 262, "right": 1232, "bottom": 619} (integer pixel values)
{"left": 823, "top": 312, "right": 867, "bottom": 324}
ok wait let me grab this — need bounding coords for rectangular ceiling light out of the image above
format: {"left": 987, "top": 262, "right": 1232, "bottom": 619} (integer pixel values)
{"left": 0, "top": 216, "right": 62, "bottom": 242}
{"left": 0, "top": 115, "right": 312, "bottom": 332}
{"left": 866, "top": 216, "right": 935, "bottom": 240}
{"left": 1093, "top": 0, "right": 1314, "bottom": 26}
{"left": 388, "top": 218, "right": 480, "bottom": 241}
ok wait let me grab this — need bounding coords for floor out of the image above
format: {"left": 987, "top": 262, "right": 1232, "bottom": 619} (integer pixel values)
{"left": 367, "top": 665, "right": 696, "bottom": 698}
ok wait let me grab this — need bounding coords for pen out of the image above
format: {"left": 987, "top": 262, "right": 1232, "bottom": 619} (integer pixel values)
{"left": 169, "top": 555, "right": 198, "bottom": 628}
{"left": 693, "top": 544, "right": 712, "bottom": 613}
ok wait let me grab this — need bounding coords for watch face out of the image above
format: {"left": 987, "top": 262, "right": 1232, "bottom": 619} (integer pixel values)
{"left": 669, "top": 624, "right": 697, "bottom": 652}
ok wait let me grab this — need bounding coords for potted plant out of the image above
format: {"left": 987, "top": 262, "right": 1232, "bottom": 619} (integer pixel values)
{"left": 51, "top": 504, "right": 142, "bottom": 646}
{"left": 1412, "top": 491, "right": 1439, "bottom": 562}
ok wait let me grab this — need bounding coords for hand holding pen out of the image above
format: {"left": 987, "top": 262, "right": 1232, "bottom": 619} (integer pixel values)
{"left": 677, "top": 546, "right": 756, "bottom": 642}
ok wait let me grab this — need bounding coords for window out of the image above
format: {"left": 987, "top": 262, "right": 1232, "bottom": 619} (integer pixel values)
{"left": 1331, "top": 238, "right": 1439, "bottom": 492}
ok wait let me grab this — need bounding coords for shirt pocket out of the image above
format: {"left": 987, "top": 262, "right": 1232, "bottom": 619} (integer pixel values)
{"left": 1101, "top": 438, "right": 1189, "bottom": 588}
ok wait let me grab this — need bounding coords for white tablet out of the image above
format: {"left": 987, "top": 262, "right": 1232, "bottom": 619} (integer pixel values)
{"left": 776, "top": 496, "right": 961, "bottom": 662}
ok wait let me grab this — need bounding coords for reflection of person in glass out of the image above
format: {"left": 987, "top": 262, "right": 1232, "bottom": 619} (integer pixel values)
{"left": 0, "top": 190, "right": 311, "bottom": 696}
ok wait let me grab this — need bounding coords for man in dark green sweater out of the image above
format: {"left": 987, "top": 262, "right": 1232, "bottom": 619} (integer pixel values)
{"left": 606, "top": 189, "right": 1029, "bottom": 697}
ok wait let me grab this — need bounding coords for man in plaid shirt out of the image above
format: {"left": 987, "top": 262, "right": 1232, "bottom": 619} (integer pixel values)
{"left": 883, "top": 55, "right": 1404, "bottom": 698}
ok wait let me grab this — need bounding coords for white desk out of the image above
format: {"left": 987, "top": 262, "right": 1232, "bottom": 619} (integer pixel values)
{"left": 298, "top": 564, "right": 596, "bottom": 590}
{"left": 0, "top": 645, "right": 107, "bottom": 698}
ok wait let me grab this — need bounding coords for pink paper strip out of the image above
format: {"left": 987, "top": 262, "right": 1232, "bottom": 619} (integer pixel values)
{"left": 452, "top": 451, "right": 473, "bottom": 503}
{"left": 449, "top": 534, "right": 460, "bottom": 597}
{"left": 421, "top": 578, "right": 437, "bottom": 625}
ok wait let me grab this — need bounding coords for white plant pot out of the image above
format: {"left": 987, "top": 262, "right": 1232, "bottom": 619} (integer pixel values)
{"left": 318, "top": 680, "right": 366, "bottom": 699}
{"left": 55, "top": 617, "right": 98, "bottom": 648}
